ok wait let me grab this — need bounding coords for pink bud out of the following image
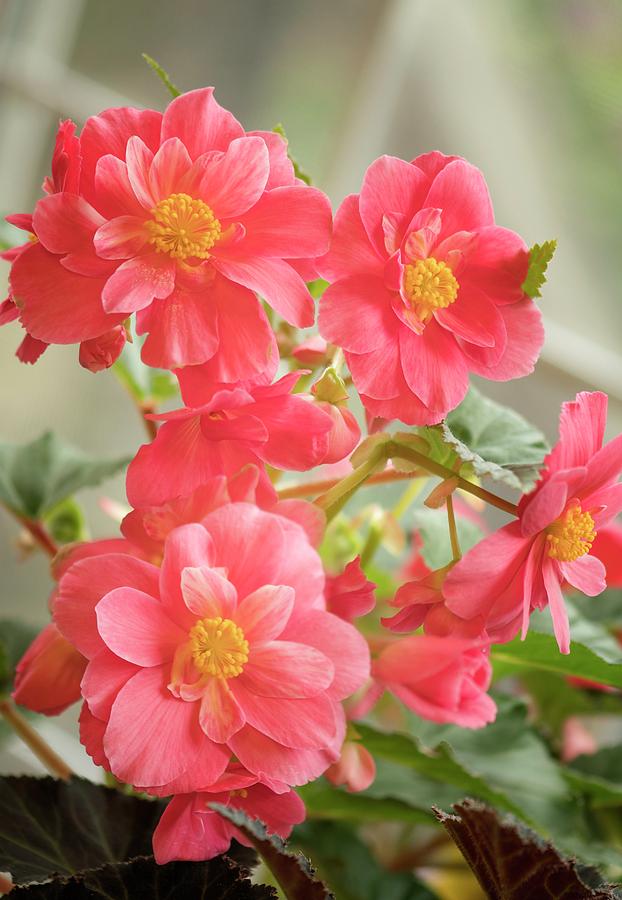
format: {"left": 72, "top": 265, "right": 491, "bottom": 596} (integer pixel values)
{"left": 561, "top": 717, "right": 597, "bottom": 762}
{"left": 13, "top": 623, "right": 86, "bottom": 715}
{"left": 325, "top": 741, "right": 376, "bottom": 792}
{"left": 79, "top": 325, "right": 126, "bottom": 373}
{"left": 316, "top": 402, "right": 360, "bottom": 465}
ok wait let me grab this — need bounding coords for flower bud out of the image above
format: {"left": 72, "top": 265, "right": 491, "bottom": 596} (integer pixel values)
{"left": 325, "top": 740, "right": 376, "bottom": 792}
{"left": 79, "top": 325, "right": 126, "bottom": 373}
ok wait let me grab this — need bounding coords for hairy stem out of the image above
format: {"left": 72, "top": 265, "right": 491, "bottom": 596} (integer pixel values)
{"left": 0, "top": 700, "right": 72, "bottom": 781}
{"left": 446, "top": 494, "right": 461, "bottom": 561}
{"left": 277, "top": 467, "right": 427, "bottom": 500}
{"left": 7, "top": 509, "right": 58, "bottom": 558}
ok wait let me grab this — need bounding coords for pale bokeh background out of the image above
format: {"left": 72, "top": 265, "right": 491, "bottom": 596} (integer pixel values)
{"left": 1, "top": 0, "right": 622, "bottom": 777}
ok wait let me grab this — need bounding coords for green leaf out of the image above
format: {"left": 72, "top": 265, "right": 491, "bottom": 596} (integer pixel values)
{"left": 410, "top": 506, "right": 483, "bottom": 570}
{"left": 272, "top": 123, "right": 312, "bottom": 185}
{"left": 0, "top": 620, "right": 40, "bottom": 697}
{"left": 571, "top": 589, "right": 622, "bottom": 628}
{"left": 44, "top": 498, "right": 87, "bottom": 544}
{"left": 211, "top": 803, "right": 334, "bottom": 899}
{"left": 522, "top": 239, "right": 557, "bottom": 299}
{"left": 435, "top": 799, "right": 619, "bottom": 900}
{"left": 491, "top": 604, "right": 622, "bottom": 689}
{"left": 142, "top": 53, "right": 181, "bottom": 97}
{"left": 9, "top": 855, "right": 277, "bottom": 899}
{"left": 113, "top": 334, "right": 179, "bottom": 405}
{"left": 0, "top": 432, "right": 129, "bottom": 520}
{"left": 0, "top": 776, "right": 164, "bottom": 884}
{"left": 421, "top": 386, "right": 549, "bottom": 491}
{"left": 298, "top": 778, "right": 430, "bottom": 824}
{"left": 292, "top": 820, "right": 439, "bottom": 900}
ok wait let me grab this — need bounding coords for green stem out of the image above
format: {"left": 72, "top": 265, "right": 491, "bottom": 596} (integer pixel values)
{"left": 314, "top": 453, "right": 384, "bottom": 521}
{"left": 359, "top": 512, "right": 384, "bottom": 569}
{"left": 446, "top": 494, "right": 461, "bottom": 561}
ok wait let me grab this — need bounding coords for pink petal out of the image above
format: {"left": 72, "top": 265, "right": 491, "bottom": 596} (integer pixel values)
{"left": 521, "top": 535, "right": 546, "bottom": 639}
{"left": 12, "top": 623, "right": 85, "bottom": 715}
{"left": 0, "top": 298, "right": 19, "bottom": 325}
{"left": 240, "top": 642, "right": 334, "bottom": 698}
{"left": 32, "top": 193, "right": 105, "bottom": 272}
{"left": 318, "top": 194, "right": 384, "bottom": 282}
{"left": 231, "top": 682, "right": 339, "bottom": 749}
{"left": 235, "top": 585, "right": 295, "bottom": 643}
{"left": 96, "top": 587, "right": 185, "bottom": 666}
{"left": 105, "top": 665, "right": 205, "bottom": 786}
{"left": 236, "top": 784, "right": 305, "bottom": 836}
{"left": 94, "top": 216, "right": 148, "bottom": 259}
{"left": 435, "top": 285, "right": 506, "bottom": 353}
{"left": 359, "top": 156, "right": 428, "bottom": 256}
{"left": 81, "top": 647, "right": 139, "bottom": 719}
{"left": 588, "top": 483, "right": 622, "bottom": 527}
{"left": 54, "top": 554, "right": 160, "bottom": 659}
{"left": 234, "top": 185, "right": 332, "bottom": 258}
{"left": 11, "top": 242, "right": 123, "bottom": 343}
{"left": 191, "top": 136, "right": 269, "bottom": 219}
{"left": 520, "top": 475, "right": 569, "bottom": 537}
{"left": 79, "top": 702, "right": 108, "bottom": 768}
{"left": 579, "top": 434, "right": 622, "bottom": 499}
{"left": 247, "top": 129, "right": 295, "bottom": 189}
{"left": 153, "top": 794, "right": 232, "bottom": 864}
{"left": 252, "top": 394, "right": 332, "bottom": 471}
{"left": 94, "top": 155, "right": 146, "bottom": 218}
{"left": 148, "top": 137, "right": 193, "bottom": 202}
{"left": 424, "top": 159, "right": 494, "bottom": 239}
{"left": 318, "top": 275, "right": 398, "bottom": 354}
{"left": 159, "top": 524, "right": 216, "bottom": 627}
{"left": 138, "top": 287, "right": 219, "bottom": 368}
{"left": 145, "top": 735, "right": 230, "bottom": 795}
{"left": 161, "top": 87, "right": 245, "bottom": 159}
{"left": 346, "top": 339, "right": 405, "bottom": 401}
{"left": 460, "top": 298, "right": 543, "bottom": 380}
{"left": 230, "top": 724, "right": 339, "bottom": 786}
{"left": 271, "top": 500, "right": 325, "bottom": 549}
{"left": 125, "top": 135, "right": 156, "bottom": 209}
{"left": 560, "top": 555, "right": 607, "bottom": 597}
{"left": 460, "top": 225, "right": 529, "bottom": 305}
{"left": 543, "top": 557, "right": 570, "bottom": 654}
{"left": 16, "top": 334, "right": 48, "bottom": 364}
{"left": 546, "top": 391, "right": 608, "bottom": 475}
{"left": 199, "top": 678, "right": 246, "bottom": 742}
{"left": 399, "top": 320, "right": 469, "bottom": 414}
{"left": 102, "top": 254, "right": 175, "bottom": 314}
{"left": 181, "top": 566, "right": 237, "bottom": 619}
{"left": 359, "top": 386, "right": 444, "bottom": 427}
{"left": 212, "top": 255, "right": 315, "bottom": 328}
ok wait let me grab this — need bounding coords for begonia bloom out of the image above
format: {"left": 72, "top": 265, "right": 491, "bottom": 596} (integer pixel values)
{"left": 12, "top": 623, "right": 86, "bottom": 715}
{"left": 325, "top": 557, "right": 376, "bottom": 622}
{"left": 318, "top": 151, "right": 543, "bottom": 424}
{"left": 444, "top": 392, "right": 622, "bottom": 653}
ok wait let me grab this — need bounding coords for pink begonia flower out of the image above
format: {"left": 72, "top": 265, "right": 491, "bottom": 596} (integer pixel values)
{"left": 12, "top": 623, "right": 86, "bottom": 715}
{"left": 373, "top": 634, "right": 496, "bottom": 728}
{"left": 589, "top": 522, "right": 622, "bottom": 588}
{"left": 318, "top": 151, "right": 544, "bottom": 424}
{"left": 153, "top": 764, "right": 305, "bottom": 863}
{"left": 444, "top": 392, "right": 622, "bottom": 654}
{"left": 9, "top": 89, "right": 332, "bottom": 373}
{"left": 126, "top": 373, "right": 334, "bottom": 509}
{"left": 325, "top": 556, "right": 376, "bottom": 622}
{"left": 325, "top": 740, "right": 376, "bottom": 793}
{"left": 54, "top": 505, "right": 369, "bottom": 791}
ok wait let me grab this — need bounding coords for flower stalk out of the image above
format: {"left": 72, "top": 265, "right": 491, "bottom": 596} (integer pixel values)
{"left": 0, "top": 699, "right": 72, "bottom": 781}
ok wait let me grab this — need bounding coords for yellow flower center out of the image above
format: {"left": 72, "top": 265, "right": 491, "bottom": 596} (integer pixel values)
{"left": 188, "top": 616, "right": 249, "bottom": 679}
{"left": 403, "top": 257, "right": 459, "bottom": 322}
{"left": 546, "top": 504, "right": 596, "bottom": 562}
{"left": 145, "top": 193, "right": 221, "bottom": 260}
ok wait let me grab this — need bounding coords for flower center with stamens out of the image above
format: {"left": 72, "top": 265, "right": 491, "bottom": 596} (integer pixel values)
{"left": 188, "top": 616, "right": 249, "bottom": 678}
{"left": 145, "top": 193, "right": 221, "bottom": 260}
{"left": 403, "top": 257, "right": 459, "bottom": 322}
{"left": 546, "top": 504, "right": 596, "bottom": 562}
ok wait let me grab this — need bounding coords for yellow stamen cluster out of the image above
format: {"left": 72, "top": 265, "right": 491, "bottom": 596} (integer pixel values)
{"left": 547, "top": 504, "right": 596, "bottom": 562}
{"left": 145, "top": 193, "right": 221, "bottom": 260}
{"left": 189, "top": 616, "right": 249, "bottom": 678}
{"left": 403, "top": 257, "right": 459, "bottom": 322}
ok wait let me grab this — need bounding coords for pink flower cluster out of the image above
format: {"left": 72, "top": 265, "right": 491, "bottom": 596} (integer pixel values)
{"left": 6, "top": 85, "right": 621, "bottom": 866}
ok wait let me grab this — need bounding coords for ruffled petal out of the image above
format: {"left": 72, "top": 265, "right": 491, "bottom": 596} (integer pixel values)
{"left": 424, "top": 159, "right": 494, "bottom": 239}
{"left": 191, "top": 136, "right": 269, "bottom": 219}
{"left": 101, "top": 254, "right": 175, "bottom": 314}
{"left": 240, "top": 641, "right": 334, "bottom": 698}
{"left": 318, "top": 275, "right": 398, "bottom": 354}
{"left": 96, "top": 587, "right": 184, "bottom": 666}
{"left": 233, "top": 185, "right": 332, "bottom": 258}
{"left": 180, "top": 565, "right": 237, "bottom": 619}
{"left": 235, "top": 585, "right": 295, "bottom": 643}
{"left": 138, "top": 287, "right": 219, "bottom": 368}
{"left": 399, "top": 320, "right": 469, "bottom": 414}
{"left": 318, "top": 194, "right": 384, "bottom": 282}
{"left": 359, "top": 156, "right": 428, "bottom": 256}
{"left": 161, "top": 87, "right": 245, "bottom": 158}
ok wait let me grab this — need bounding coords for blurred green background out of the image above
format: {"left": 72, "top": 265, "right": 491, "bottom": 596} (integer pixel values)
{"left": 1, "top": 0, "right": 622, "bottom": 779}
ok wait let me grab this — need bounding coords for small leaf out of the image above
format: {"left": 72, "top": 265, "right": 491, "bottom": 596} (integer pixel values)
{"left": 9, "top": 855, "right": 276, "bottom": 898}
{"left": 522, "top": 239, "right": 557, "bottom": 299}
{"left": 292, "top": 820, "right": 440, "bottom": 900}
{"left": 420, "top": 386, "right": 549, "bottom": 491}
{"left": 142, "top": 53, "right": 181, "bottom": 97}
{"left": 435, "top": 799, "right": 618, "bottom": 899}
{"left": 0, "top": 432, "right": 129, "bottom": 520}
{"left": 410, "top": 506, "right": 483, "bottom": 570}
{"left": 298, "top": 778, "right": 430, "bottom": 824}
{"left": 0, "top": 776, "right": 164, "bottom": 884}
{"left": 211, "top": 803, "right": 334, "bottom": 899}
{"left": 0, "top": 620, "right": 40, "bottom": 697}
{"left": 272, "top": 123, "right": 312, "bottom": 185}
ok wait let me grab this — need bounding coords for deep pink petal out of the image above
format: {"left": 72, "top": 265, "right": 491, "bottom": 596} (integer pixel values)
{"left": 94, "top": 155, "right": 147, "bottom": 218}
{"left": 105, "top": 665, "right": 205, "bottom": 786}
{"left": 32, "top": 194, "right": 105, "bottom": 271}
{"left": 12, "top": 624, "right": 85, "bottom": 715}
{"left": 460, "top": 225, "right": 529, "bottom": 305}
{"left": 138, "top": 287, "right": 219, "bottom": 368}
{"left": 240, "top": 642, "right": 334, "bottom": 698}
{"left": 125, "top": 135, "right": 156, "bottom": 208}
{"left": 192, "top": 136, "right": 269, "bottom": 218}
{"left": 96, "top": 587, "right": 184, "bottom": 666}
{"left": 234, "top": 185, "right": 332, "bottom": 258}
{"left": 161, "top": 87, "right": 245, "bottom": 157}
{"left": 578, "top": 434, "right": 622, "bottom": 499}
{"left": 318, "top": 275, "right": 398, "bottom": 354}
{"left": 102, "top": 254, "right": 175, "bottom": 314}
{"left": 153, "top": 794, "right": 232, "bottom": 864}
{"left": 436, "top": 285, "right": 506, "bottom": 353}
{"left": 230, "top": 724, "right": 339, "bottom": 785}
{"left": 543, "top": 557, "right": 570, "bottom": 654}
{"left": 318, "top": 194, "right": 384, "bottom": 281}
{"left": 252, "top": 394, "right": 332, "bottom": 471}
{"left": 94, "top": 216, "right": 148, "bottom": 259}
{"left": 199, "top": 678, "right": 246, "bottom": 742}
{"left": 79, "top": 702, "right": 108, "bottom": 768}
{"left": 359, "top": 156, "right": 428, "bottom": 256}
{"left": 424, "top": 159, "right": 494, "bottom": 239}
{"left": 460, "top": 298, "right": 544, "bottom": 381}
{"left": 248, "top": 129, "right": 295, "bottom": 189}
{"left": 81, "top": 647, "right": 139, "bottom": 719}
{"left": 346, "top": 340, "right": 404, "bottom": 401}
{"left": 561, "top": 555, "right": 607, "bottom": 597}
{"left": 520, "top": 475, "right": 569, "bottom": 537}
{"left": 546, "top": 391, "right": 608, "bottom": 475}
{"left": 148, "top": 137, "right": 193, "bottom": 202}
{"left": 399, "top": 320, "right": 469, "bottom": 414}
{"left": 181, "top": 566, "right": 237, "bottom": 619}
{"left": 235, "top": 585, "right": 295, "bottom": 643}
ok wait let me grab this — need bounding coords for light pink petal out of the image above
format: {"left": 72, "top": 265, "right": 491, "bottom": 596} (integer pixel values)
{"left": 199, "top": 678, "right": 246, "bottom": 742}
{"left": 181, "top": 565, "right": 237, "bottom": 619}
{"left": 153, "top": 794, "right": 233, "bottom": 864}
{"left": 212, "top": 255, "right": 314, "bottom": 328}
{"left": 230, "top": 724, "right": 339, "bottom": 786}
{"left": 102, "top": 254, "right": 175, "bottom": 314}
{"left": 138, "top": 287, "right": 219, "bottom": 368}
{"left": 105, "top": 665, "right": 205, "bottom": 786}
{"left": 240, "top": 641, "right": 334, "bottom": 698}
{"left": 436, "top": 285, "right": 506, "bottom": 353}
{"left": 579, "top": 434, "right": 622, "bottom": 499}
{"left": 148, "top": 137, "right": 193, "bottom": 202}
{"left": 192, "top": 136, "right": 269, "bottom": 218}
{"left": 161, "top": 87, "right": 245, "bottom": 158}
{"left": 94, "top": 154, "right": 146, "bottom": 218}
{"left": 235, "top": 585, "right": 295, "bottom": 643}
{"left": 233, "top": 185, "right": 332, "bottom": 258}
{"left": 359, "top": 156, "right": 428, "bottom": 256}
{"left": 159, "top": 524, "right": 216, "bottom": 626}
{"left": 318, "top": 194, "right": 385, "bottom": 281}
{"left": 145, "top": 734, "right": 230, "bottom": 795}
{"left": 561, "top": 555, "right": 607, "bottom": 597}
{"left": 460, "top": 225, "right": 529, "bottom": 305}
{"left": 54, "top": 554, "right": 160, "bottom": 659}
{"left": 96, "top": 587, "right": 184, "bottom": 666}
{"left": 399, "top": 320, "right": 469, "bottom": 414}
{"left": 231, "top": 681, "right": 339, "bottom": 749}
{"left": 94, "top": 216, "right": 148, "bottom": 259}
{"left": 546, "top": 391, "right": 608, "bottom": 475}
{"left": 125, "top": 135, "right": 156, "bottom": 209}
{"left": 32, "top": 193, "right": 104, "bottom": 264}
{"left": 346, "top": 340, "right": 405, "bottom": 401}
{"left": 81, "top": 647, "right": 139, "bottom": 719}
{"left": 283, "top": 610, "right": 370, "bottom": 700}
{"left": 79, "top": 702, "right": 108, "bottom": 768}
{"left": 460, "top": 298, "right": 544, "bottom": 381}
{"left": 11, "top": 242, "right": 123, "bottom": 343}
{"left": 319, "top": 275, "right": 398, "bottom": 354}
{"left": 424, "top": 159, "right": 494, "bottom": 239}
{"left": 543, "top": 557, "right": 570, "bottom": 654}
{"left": 520, "top": 475, "right": 569, "bottom": 537}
